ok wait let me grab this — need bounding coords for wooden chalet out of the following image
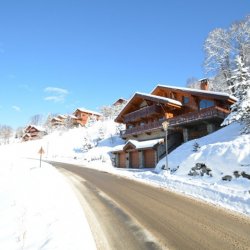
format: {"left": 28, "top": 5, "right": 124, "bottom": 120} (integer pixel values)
{"left": 112, "top": 98, "right": 127, "bottom": 106}
{"left": 113, "top": 79, "right": 237, "bottom": 169}
{"left": 23, "top": 125, "right": 46, "bottom": 141}
{"left": 72, "top": 108, "right": 102, "bottom": 126}
{"left": 50, "top": 114, "right": 67, "bottom": 127}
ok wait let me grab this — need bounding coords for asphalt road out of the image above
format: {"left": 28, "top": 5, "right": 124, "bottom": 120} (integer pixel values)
{"left": 51, "top": 162, "right": 250, "bottom": 250}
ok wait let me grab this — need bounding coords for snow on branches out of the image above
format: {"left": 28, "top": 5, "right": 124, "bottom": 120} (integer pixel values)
{"left": 222, "top": 56, "right": 250, "bottom": 134}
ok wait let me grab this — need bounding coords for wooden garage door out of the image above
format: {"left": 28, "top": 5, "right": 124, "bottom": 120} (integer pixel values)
{"left": 119, "top": 152, "right": 126, "bottom": 168}
{"left": 130, "top": 151, "right": 139, "bottom": 168}
{"left": 144, "top": 149, "right": 155, "bottom": 168}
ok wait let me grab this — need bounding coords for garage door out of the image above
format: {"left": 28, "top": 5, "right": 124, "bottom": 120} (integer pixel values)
{"left": 130, "top": 151, "right": 139, "bottom": 168}
{"left": 144, "top": 149, "right": 155, "bottom": 168}
{"left": 119, "top": 152, "right": 126, "bottom": 168}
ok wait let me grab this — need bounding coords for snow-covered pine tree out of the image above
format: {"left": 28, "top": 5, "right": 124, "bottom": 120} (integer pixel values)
{"left": 222, "top": 56, "right": 250, "bottom": 133}
{"left": 192, "top": 140, "right": 201, "bottom": 152}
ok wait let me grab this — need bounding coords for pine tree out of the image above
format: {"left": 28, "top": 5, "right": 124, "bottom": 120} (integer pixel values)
{"left": 223, "top": 56, "right": 250, "bottom": 133}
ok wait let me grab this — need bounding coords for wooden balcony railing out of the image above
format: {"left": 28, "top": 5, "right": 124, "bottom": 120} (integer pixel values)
{"left": 124, "top": 104, "right": 162, "bottom": 123}
{"left": 121, "top": 106, "right": 229, "bottom": 137}
{"left": 168, "top": 106, "right": 230, "bottom": 126}
{"left": 120, "top": 120, "right": 163, "bottom": 137}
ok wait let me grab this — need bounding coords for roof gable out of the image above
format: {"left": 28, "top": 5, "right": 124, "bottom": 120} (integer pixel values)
{"left": 115, "top": 92, "right": 182, "bottom": 123}
{"left": 74, "top": 108, "right": 102, "bottom": 116}
{"left": 25, "top": 125, "right": 45, "bottom": 133}
{"left": 152, "top": 84, "right": 237, "bottom": 102}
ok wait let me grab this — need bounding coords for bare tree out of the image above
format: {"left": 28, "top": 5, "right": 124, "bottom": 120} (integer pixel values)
{"left": 15, "top": 126, "right": 24, "bottom": 139}
{"left": 30, "top": 114, "right": 43, "bottom": 126}
{"left": 204, "top": 28, "right": 232, "bottom": 93}
{"left": 203, "top": 15, "right": 250, "bottom": 95}
{"left": 186, "top": 77, "right": 200, "bottom": 89}
{"left": 0, "top": 125, "right": 13, "bottom": 144}
{"left": 99, "top": 101, "right": 127, "bottom": 119}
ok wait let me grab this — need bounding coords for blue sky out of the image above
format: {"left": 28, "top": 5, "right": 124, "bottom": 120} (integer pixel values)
{"left": 0, "top": 0, "right": 249, "bottom": 128}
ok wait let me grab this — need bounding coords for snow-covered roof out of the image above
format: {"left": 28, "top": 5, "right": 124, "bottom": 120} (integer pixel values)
{"left": 115, "top": 92, "right": 182, "bottom": 122}
{"left": 51, "top": 117, "right": 62, "bottom": 122}
{"left": 112, "top": 138, "right": 164, "bottom": 152}
{"left": 153, "top": 84, "right": 237, "bottom": 101}
{"left": 68, "top": 114, "right": 78, "bottom": 119}
{"left": 112, "top": 144, "right": 126, "bottom": 152}
{"left": 57, "top": 114, "right": 67, "bottom": 119}
{"left": 136, "top": 92, "right": 182, "bottom": 106}
{"left": 26, "top": 125, "right": 46, "bottom": 132}
{"left": 75, "top": 108, "right": 102, "bottom": 116}
{"left": 112, "top": 98, "right": 127, "bottom": 106}
{"left": 127, "top": 138, "right": 164, "bottom": 149}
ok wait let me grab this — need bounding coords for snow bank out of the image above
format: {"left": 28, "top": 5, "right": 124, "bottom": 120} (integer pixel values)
{"left": 0, "top": 157, "right": 96, "bottom": 250}
{"left": 156, "top": 123, "right": 250, "bottom": 178}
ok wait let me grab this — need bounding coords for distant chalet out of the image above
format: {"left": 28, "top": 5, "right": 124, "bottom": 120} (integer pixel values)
{"left": 23, "top": 125, "right": 46, "bottom": 141}
{"left": 50, "top": 109, "right": 102, "bottom": 128}
{"left": 72, "top": 108, "right": 102, "bottom": 126}
{"left": 113, "top": 79, "right": 236, "bottom": 169}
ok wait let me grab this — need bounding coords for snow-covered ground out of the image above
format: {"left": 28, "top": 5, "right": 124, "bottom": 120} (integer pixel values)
{"left": 0, "top": 155, "right": 96, "bottom": 249}
{"left": 0, "top": 119, "right": 250, "bottom": 249}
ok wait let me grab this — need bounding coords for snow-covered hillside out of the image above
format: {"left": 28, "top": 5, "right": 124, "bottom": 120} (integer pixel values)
{"left": 0, "top": 119, "right": 124, "bottom": 162}
{"left": 157, "top": 122, "right": 250, "bottom": 179}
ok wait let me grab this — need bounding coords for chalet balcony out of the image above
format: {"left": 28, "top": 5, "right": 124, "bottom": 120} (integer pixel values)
{"left": 168, "top": 106, "right": 230, "bottom": 126}
{"left": 121, "top": 120, "right": 163, "bottom": 137}
{"left": 124, "top": 104, "right": 162, "bottom": 123}
{"left": 121, "top": 106, "right": 230, "bottom": 138}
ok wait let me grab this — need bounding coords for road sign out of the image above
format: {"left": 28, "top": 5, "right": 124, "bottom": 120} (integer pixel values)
{"left": 38, "top": 147, "right": 45, "bottom": 155}
{"left": 38, "top": 147, "right": 45, "bottom": 167}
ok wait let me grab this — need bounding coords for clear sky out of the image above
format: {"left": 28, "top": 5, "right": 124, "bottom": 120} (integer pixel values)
{"left": 0, "top": 0, "right": 249, "bottom": 128}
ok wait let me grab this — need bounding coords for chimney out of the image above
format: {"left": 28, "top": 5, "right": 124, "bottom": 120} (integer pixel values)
{"left": 200, "top": 78, "right": 209, "bottom": 91}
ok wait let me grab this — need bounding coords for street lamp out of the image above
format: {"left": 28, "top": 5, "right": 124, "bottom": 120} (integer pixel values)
{"left": 162, "top": 121, "right": 169, "bottom": 170}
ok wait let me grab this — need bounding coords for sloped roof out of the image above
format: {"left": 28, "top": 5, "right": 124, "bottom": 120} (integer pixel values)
{"left": 112, "top": 138, "right": 163, "bottom": 152}
{"left": 51, "top": 117, "right": 62, "bottom": 122}
{"left": 112, "top": 98, "right": 127, "bottom": 106}
{"left": 25, "top": 125, "right": 46, "bottom": 132}
{"left": 68, "top": 114, "right": 78, "bottom": 119}
{"left": 74, "top": 108, "right": 102, "bottom": 116}
{"left": 115, "top": 92, "right": 182, "bottom": 123}
{"left": 57, "top": 114, "right": 67, "bottom": 119}
{"left": 136, "top": 92, "right": 182, "bottom": 106}
{"left": 152, "top": 84, "right": 237, "bottom": 102}
{"left": 126, "top": 138, "right": 164, "bottom": 149}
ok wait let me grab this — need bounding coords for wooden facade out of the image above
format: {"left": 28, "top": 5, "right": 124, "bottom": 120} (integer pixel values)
{"left": 23, "top": 125, "right": 46, "bottom": 141}
{"left": 73, "top": 108, "right": 102, "bottom": 126}
{"left": 112, "top": 139, "right": 163, "bottom": 169}
{"left": 113, "top": 80, "right": 236, "bottom": 169}
{"left": 50, "top": 115, "right": 67, "bottom": 127}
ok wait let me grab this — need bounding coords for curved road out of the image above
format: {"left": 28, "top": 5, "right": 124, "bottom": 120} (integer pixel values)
{"left": 52, "top": 162, "right": 250, "bottom": 250}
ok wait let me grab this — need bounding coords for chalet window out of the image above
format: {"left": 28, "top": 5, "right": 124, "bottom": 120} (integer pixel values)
{"left": 199, "top": 100, "right": 214, "bottom": 109}
{"left": 140, "top": 122, "right": 145, "bottom": 126}
{"left": 183, "top": 96, "right": 189, "bottom": 104}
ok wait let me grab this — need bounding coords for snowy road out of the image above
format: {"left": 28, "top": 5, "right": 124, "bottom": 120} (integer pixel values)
{"left": 53, "top": 162, "right": 250, "bottom": 250}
